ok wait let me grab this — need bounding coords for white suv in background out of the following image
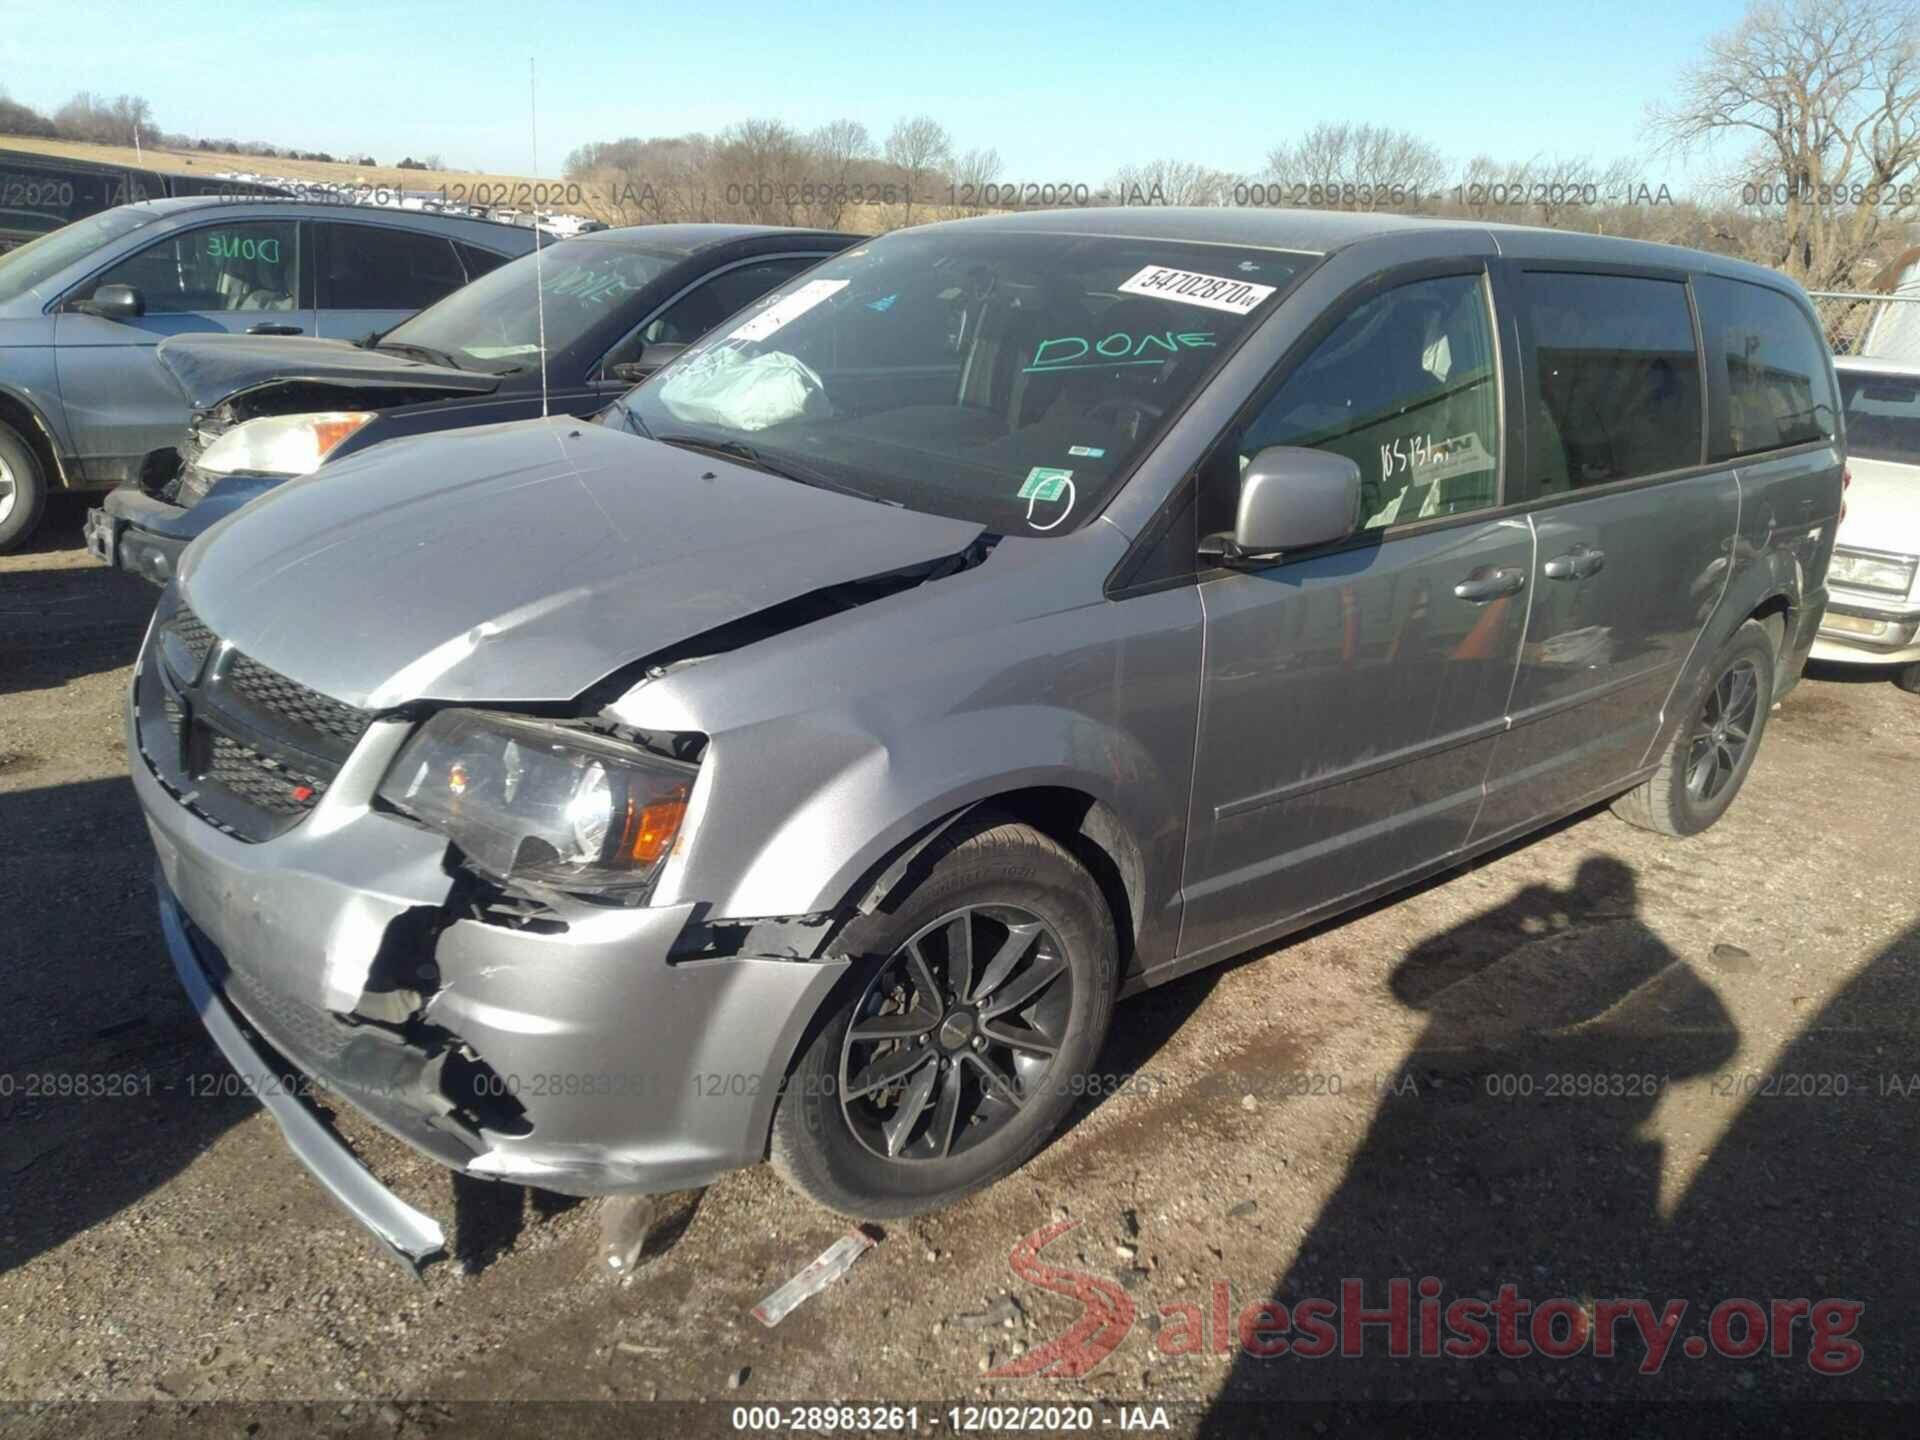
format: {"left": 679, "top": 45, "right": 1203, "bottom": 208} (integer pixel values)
{"left": 1815, "top": 356, "right": 1920, "bottom": 692}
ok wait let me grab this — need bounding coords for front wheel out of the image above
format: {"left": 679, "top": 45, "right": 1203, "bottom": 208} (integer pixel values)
{"left": 0, "top": 423, "right": 48, "bottom": 554}
{"left": 1896, "top": 662, "right": 1920, "bottom": 696}
{"left": 771, "top": 816, "right": 1117, "bottom": 1218}
{"left": 1613, "top": 619, "right": 1776, "bottom": 837}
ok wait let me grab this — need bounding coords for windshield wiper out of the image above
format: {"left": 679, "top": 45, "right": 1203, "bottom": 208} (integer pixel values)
{"left": 650, "top": 434, "right": 898, "bottom": 505}
{"left": 376, "top": 339, "right": 464, "bottom": 371}
{"left": 607, "top": 394, "right": 649, "bottom": 437}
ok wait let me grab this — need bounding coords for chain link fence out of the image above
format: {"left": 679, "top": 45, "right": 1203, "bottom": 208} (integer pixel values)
{"left": 1808, "top": 289, "right": 1920, "bottom": 358}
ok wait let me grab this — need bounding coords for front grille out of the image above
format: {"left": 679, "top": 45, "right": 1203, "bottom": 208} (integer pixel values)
{"left": 172, "top": 603, "right": 217, "bottom": 667}
{"left": 226, "top": 651, "right": 373, "bottom": 746}
{"left": 139, "top": 598, "right": 376, "bottom": 843}
{"left": 203, "top": 733, "right": 329, "bottom": 815}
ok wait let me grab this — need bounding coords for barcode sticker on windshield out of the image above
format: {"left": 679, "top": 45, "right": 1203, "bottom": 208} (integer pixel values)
{"left": 1117, "top": 265, "right": 1277, "bottom": 315}
{"left": 728, "top": 279, "right": 850, "bottom": 343}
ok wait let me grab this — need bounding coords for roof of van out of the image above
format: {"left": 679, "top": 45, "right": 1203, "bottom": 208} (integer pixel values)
{"left": 916, "top": 206, "right": 1800, "bottom": 293}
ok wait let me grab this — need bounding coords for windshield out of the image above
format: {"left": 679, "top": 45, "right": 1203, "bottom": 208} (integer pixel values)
{"left": 0, "top": 206, "right": 161, "bottom": 306}
{"left": 382, "top": 239, "right": 678, "bottom": 373}
{"left": 622, "top": 229, "right": 1309, "bottom": 534}
{"left": 1840, "top": 369, "right": 1920, "bottom": 467}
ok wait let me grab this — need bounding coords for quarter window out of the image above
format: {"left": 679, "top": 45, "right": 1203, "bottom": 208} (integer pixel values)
{"left": 1230, "top": 273, "right": 1501, "bottom": 530}
{"left": 1693, "top": 276, "right": 1837, "bottom": 460}
{"left": 1521, "top": 272, "right": 1701, "bottom": 491}
{"left": 87, "top": 220, "right": 300, "bottom": 314}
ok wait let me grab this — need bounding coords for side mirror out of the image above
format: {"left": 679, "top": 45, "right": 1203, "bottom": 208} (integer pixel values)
{"left": 75, "top": 283, "right": 145, "bottom": 321}
{"left": 1209, "top": 446, "right": 1362, "bottom": 563}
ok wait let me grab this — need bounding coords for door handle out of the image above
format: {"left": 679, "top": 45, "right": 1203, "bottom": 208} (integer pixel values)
{"left": 1453, "top": 567, "right": 1527, "bottom": 602}
{"left": 1543, "top": 545, "right": 1605, "bottom": 581}
{"left": 246, "top": 323, "right": 303, "bottom": 336}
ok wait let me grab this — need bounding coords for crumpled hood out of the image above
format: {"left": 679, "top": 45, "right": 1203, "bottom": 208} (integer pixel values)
{"left": 157, "top": 332, "right": 497, "bottom": 410}
{"left": 178, "top": 416, "right": 984, "bottom": 708}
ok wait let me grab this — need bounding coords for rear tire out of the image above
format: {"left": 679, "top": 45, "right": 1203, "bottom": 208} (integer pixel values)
{"left": 0, "top": 423, "right": 48, "bottom": 554}
{"left": 771, "top": 816, "right": 1117, "bottom": 1219}
{"left": 1613, "top": 619, "right": 1775, "bottom": 837}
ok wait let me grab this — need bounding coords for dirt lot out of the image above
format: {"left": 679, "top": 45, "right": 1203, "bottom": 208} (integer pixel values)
{"left": 4, "top": 498, "right": 1920, "bottom": 1429}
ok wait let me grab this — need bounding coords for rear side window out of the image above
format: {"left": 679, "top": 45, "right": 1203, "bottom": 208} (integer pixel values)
{"left": 1232, "top": 273, "right": 1502, "bottom": 528}
{"left": 1521, "top": 272, "right": 1702, "bottom": 492}
{"left": 640, "top": 256, "right": 821, "bottom": 346}
{"left": 321, "top": 223, "right": 464, "bottom": 310}
{"left": 1837, "top": 369, "right": 1920, "bottom": 465}
{"left": 1694, "top": 276, "right": 1837, "bottom": 460}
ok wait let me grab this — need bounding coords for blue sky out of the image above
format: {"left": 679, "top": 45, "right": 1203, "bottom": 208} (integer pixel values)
{"left": 4, "top": 0, "right": 1752, "bottom": 185}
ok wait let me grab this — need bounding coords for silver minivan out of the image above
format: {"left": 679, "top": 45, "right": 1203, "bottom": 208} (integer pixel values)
{"left": 129, "top": 208, "right": 1841, "bottom": 1267}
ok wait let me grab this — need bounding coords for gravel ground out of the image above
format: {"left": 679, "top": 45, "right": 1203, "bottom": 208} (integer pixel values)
{"left": 4, "top": 500, "right": 1919, "bottom": 1429}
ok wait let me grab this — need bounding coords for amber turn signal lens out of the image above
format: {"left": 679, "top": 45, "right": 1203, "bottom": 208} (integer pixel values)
{"left": 623, "top": 786, "right": 689, "bottom": 865}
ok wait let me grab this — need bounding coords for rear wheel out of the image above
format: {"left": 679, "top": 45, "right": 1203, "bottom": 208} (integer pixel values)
{"left": 771, "top": 816, "right": 1117, "bottom": 1218}
{"left": 0, "top": 423, "right": 48, "bottom": 554}
{"left": 1613, "top": 619, "right": 1775, "bottom": 837}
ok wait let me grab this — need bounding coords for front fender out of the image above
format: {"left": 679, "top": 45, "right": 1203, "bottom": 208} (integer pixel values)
{"left": 722, "top": 702, "right": 1179, "bottom": 924}
{"left": 627, "top": 573, "right": 1204, "bottom": 970}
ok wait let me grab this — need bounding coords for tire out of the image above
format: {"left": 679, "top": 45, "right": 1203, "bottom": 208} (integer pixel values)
{"left": 1613, "top": 619, "right": 1776, "bottom": 837}
{"left": 771, "top": 815, "right": 1118, "bottom": 1219}
{"left": 1897, "top": 662, "right": 1920, "bottom": 697}
{"left": 0, "top": 423, "right": 48, "bottom": 554}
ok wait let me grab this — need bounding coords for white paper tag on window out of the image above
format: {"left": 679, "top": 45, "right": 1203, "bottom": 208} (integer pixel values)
{"left": 1117, "top": 265, "right": 1277, "bottom": 315}
{"left": 727, "top": 278, "right": 849, "bottom": 343}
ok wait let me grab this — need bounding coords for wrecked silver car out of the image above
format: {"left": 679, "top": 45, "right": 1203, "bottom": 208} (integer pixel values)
{"left": 131, "top": 209, "right": 1839, "bottom": 1267}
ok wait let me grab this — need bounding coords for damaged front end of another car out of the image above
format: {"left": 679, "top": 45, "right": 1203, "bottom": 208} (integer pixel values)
{"left": 87, "top": 336, "right": 495, "bottom": 584}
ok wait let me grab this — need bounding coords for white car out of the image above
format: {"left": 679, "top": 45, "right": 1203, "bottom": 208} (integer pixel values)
{"left": 1814, "top": 356, "right": 1920, "bottom": 692}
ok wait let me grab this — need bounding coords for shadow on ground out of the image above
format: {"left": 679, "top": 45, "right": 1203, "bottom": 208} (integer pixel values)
{"left": 1194, "top": 856, "right": 1917, "bottom": 1421}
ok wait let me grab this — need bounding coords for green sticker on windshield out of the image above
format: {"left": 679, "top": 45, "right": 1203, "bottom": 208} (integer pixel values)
{"left": 1019, "top": 467, "right": 1073, "bottom": 501}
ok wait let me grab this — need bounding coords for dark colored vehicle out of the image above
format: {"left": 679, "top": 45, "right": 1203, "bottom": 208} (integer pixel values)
{"left": 0, "top": 147, "right": 286, "bottom": 254}
{"left": 130, "top": 208, "right": 1839, "bottom": 1266}
{"left": 86, "top": 224, "right": 859, "bottom": 582}
{"left": 0, "top": 197, "right": 536, "bottom": 551}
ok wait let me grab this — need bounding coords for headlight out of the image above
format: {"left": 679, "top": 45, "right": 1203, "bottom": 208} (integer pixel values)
{"left": 378, "top": 711, "right": 695, "bottom": 896}
{"left": 197, "top": 411, "right": 375, "bottom": 478}
{"left": 1829, "top": 547, "right": 1919, "bottom": 597}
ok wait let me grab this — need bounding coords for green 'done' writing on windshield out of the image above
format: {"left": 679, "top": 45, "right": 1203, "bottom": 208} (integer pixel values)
{"left": 1024, "top": 329, "right": 1214, "bottom": 374}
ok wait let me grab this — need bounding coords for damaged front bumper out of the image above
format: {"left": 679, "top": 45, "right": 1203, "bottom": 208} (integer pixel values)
{"left": 158, "top": 878, "right": 450, "bottom": 1270}
{"left": 86, "top": 487, "right": 195, "bottom": 586}
{"left": 131, "top": 677, "right": 850, "bottom": 1268}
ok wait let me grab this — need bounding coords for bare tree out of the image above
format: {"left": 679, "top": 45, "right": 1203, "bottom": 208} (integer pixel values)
{"left": 1108, "top": 157, "right": 1235, "bottom": 208}
{"left": 809, "top": 119, "right": 874, "bottom": 226}
{"left": 952, "top": 146, "right": 1003, "bottom": 214}
{"left": 1266, "top": 122, "right": 1447, "bottom": 209}
{"left": 884, "top": 114, "right": 952, "bottom": 225}
{"left": 52, "top": 92, "right": 157, "bottom": 148}
{"left": 1648, "top": 0, "right": 1920, "bottom": 287}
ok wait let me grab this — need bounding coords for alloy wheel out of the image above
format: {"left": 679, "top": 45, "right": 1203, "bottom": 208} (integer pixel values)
{"left": 0, "top": 454, "right": 15, "bottom": 527}
{"left": 839, "top": 905, "right": 1073, "bottom": 1163}
{"left": 1687, "top": 657, "right": 1761, "bottom": 803}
